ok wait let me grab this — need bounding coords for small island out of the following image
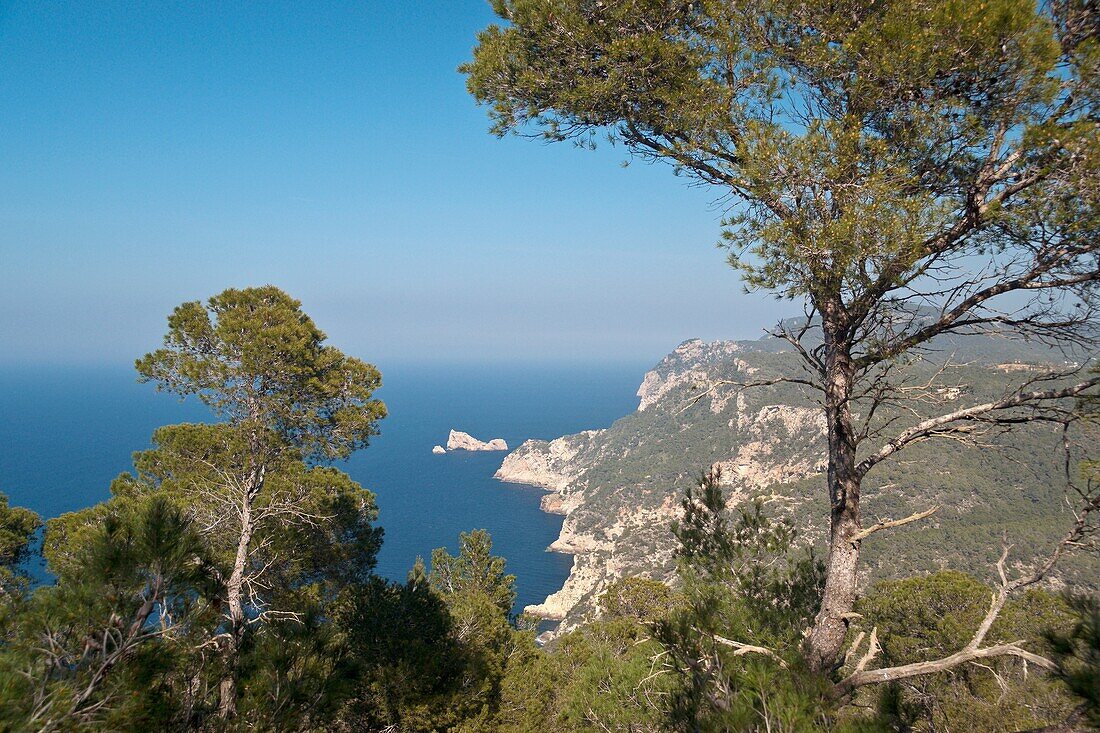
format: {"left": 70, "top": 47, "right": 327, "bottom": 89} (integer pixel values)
{"left": 444, "top": 429, "right": 508, "bottom": 452}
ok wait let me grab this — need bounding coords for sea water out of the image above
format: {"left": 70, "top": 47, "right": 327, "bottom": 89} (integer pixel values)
{"left": 0, "top": 361, "right": 644, "bottom": 613}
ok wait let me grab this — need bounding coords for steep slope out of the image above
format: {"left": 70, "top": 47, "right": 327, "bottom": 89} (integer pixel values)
{"left": 496, "top": 335, "right": 1096, "bottom": 631}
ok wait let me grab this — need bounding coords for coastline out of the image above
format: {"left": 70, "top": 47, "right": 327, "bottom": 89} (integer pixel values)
{"left": 489, "top": 338, "right": 835, "bottom": 630}
{"left": 493, "top": 432, "right": 604, "bottom": 626}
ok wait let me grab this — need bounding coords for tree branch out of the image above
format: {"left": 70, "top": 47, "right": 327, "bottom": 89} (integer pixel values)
{"left": 705, "top": 631, "right": 789, "bottom": 669}
{"left": 834, "top": 462, "right": 1100, "bottom": 699}
{"left": 850, "top": 506, "right": 940, "bottom": 544}
{"left": 854, "top": 263, "right": 1100, "bottom": 370}
{"left": 834, "top": 641, "right": 1056, "bottom": 696}
{"left": 856, "top": 377, "right": 1100, "bottom": 478}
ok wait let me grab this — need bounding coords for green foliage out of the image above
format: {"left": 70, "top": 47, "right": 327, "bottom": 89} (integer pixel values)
{"left": 672, "top": 471, "right": 825, "bottom": 647}
{"left": 491, "top": 578, "right": 683, "bottom": 732}
{"left": 857, "top": 571, "right": 992, "bottom": 662}
{"left": 466, "top": 0, "right": 1098, "bottom": 680}
{"left": 494, "top": 607, "right": 671, "bottom": 732}
{"left": 0, "top": 495, "right": 215, "bottom": 731}
{"left": 45, "top": 423, "right": 383, "bottom": 611}
{"left": 658, "top": 471, "right": 842, "bottom": 731}
{"left": 599, "top": 576, "right": 681, "bottom": 623}
{"left": 135, "top": 285, "right": 385, "bottom": 461}
{"left": 522, "top": 346, "right": 1100, "bottom": 626}
{"left": 235, "top": 605, "right": 357, "bottom": 730}
{"left": 431, "top": 529, "right": 517, "bottom": 616}
{"left": 334, "top": 530, "right": 522, "bottom": 732}
{"left": 1044, "top": 593, "right": 1100, "bottom": 728}
{"left": 0, "top": 286, "right": 389, "bottom": 730}
{"left": 2, "top": 285, "right": 1093, "bottom": 730}
{"left": 0, "top": 493, "right": 40, "bottom": 600}
{"left": 428, "top": 531, "right": 518, "bottom": 731}
{"left": 335, "top": 575, "right": 464, "bottom": 730}
{"left": 465, "top": 0, "right": 1094, "bottom": 305}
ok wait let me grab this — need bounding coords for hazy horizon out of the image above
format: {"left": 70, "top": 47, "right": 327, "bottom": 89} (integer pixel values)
{"left": 0, "top": 2, "right": 790, "bottom": 367}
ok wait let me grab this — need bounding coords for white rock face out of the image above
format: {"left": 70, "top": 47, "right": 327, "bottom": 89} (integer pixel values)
{"left": 497, "top": 332, "right": 1076, "bottom": 638}
{"left": 523, "top": 495, "right": 682, "bottom": 627}
{"left": 432, "top": 445, "right": 446, "bottom": 454}
{"left": 494, "top": 431, "right": 600, "bottom": 491}
{"left": 446, "top": 430, "right": 508, "bottom": 451}
{"left": 636, "top": 338, "right": 748, "bottom": 411}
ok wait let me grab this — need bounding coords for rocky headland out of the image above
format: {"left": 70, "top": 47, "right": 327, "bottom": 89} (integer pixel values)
{"left": 495, "top": 333, "right": 1094, "bottom": 634}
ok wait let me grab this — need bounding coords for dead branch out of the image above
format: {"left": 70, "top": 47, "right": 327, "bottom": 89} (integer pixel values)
{"left": 856, "top": 376, "right": 1100, "bottom": 478}
{"left": 852, "top": 627, "right": 880, "bottom": 674}
{"left": 833, "top": 541, "right": 1059, "bottom": 700}
{"left": 705, "top": 631, "right": 789, "bottom": 669}
{"left": 834, "top": 641, "right": 1056, "bottom": 696}
{"left": 850, "top": 506, "right": 940, "bottom": 544}
{"left": 681, "top": 374, "right": 821, "bottom": 413}
{"left": 841, "top": 630, "right": 866, "bottom": 669}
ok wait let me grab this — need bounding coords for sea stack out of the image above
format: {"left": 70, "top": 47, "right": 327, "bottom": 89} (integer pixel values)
{"left": 446, "top": 429, "right": 508, "bottom": 451}
{"left": 432, "top": 445, "right": 446, "bottom": 454}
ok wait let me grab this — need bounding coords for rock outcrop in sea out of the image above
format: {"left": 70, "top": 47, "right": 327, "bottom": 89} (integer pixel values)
{"left": 432, "top": 445, "right": 446, "bottom": 454}
{"left": 446, "top": 430, "right": 508, "bottom": 451}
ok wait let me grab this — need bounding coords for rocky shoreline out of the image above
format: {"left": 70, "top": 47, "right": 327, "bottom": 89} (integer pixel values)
{"left": 494, "top": 432, "right": 599, "bottom": 622}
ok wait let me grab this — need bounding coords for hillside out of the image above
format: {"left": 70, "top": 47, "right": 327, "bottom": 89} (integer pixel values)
{"left": 496, "top": 333, "right": 1097, "bottom": 632}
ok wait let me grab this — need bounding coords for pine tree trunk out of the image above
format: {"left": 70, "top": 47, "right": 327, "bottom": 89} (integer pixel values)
{"left": 217, "top": 466, "right": 261, "bottom": 719}
{"left": 217, "top": 669, "right": 238, "bottom": 720}
{"left": 806, "top": 301, "right": 863, "bottom": 672}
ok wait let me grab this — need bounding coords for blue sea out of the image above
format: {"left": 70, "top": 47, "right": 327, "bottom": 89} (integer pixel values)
{"left": 0, "top": 362, "right": 645, "bottom": 614}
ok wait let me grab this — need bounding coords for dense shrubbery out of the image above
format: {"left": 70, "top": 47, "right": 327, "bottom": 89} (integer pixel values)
{"left": 2, "top": 471, "right": 1095, "bottom": 731}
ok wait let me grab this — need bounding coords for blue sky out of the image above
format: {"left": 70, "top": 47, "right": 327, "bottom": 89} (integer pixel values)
{"left": 0, "top": 1, "right": 788, "bottom": 367}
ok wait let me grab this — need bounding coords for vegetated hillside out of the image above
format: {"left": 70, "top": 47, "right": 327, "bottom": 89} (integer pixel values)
{"left": 497, "top": 333, "right": 1097, "bottom": 632}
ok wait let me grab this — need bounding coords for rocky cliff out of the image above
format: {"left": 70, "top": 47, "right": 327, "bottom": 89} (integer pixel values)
{"left": 496, "top": 334, "right": 1095, "bottom": 632}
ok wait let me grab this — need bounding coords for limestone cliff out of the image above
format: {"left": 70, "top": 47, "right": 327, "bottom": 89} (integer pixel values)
{"left": 495, "top": 430, "right": 601, "bottom": 492}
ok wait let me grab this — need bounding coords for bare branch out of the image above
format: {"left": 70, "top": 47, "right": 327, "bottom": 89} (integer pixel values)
{"left": 857, "top": 377, "right": 1100, "bottom": 477}
{"left": 855, "top": 262, "right": 1100, "bottom": 370}
{"left": 850, "top": 506, "right": 940, "bottom": 544}
{"left": 834, "top": 466, "right": 1100, "bottom": 699}
{"left": 681, "top": 375, "right": 821, "bottom": 413}
{"left": 835, "top": 641, "right": 1055, "bottom": 696}
{"left": 703, "top": 630, "right": 789, "bottom": 669}
{"left": 853, "top": 627, "right": 880, "bottom": 674}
